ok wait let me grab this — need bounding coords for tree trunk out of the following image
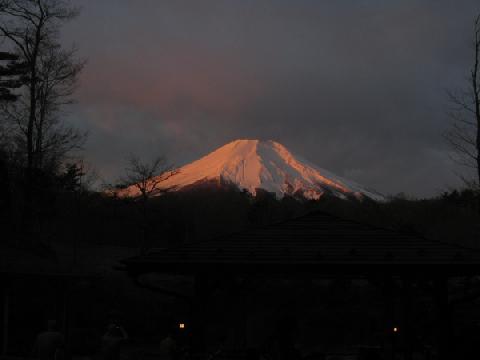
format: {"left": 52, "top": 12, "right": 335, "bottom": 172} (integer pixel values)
{"left": 473, "top": 20, "right": 480, "bottom": 213}
{"left": 474, "top": 31, "right": 480, "bottom": 187}
{"left": 35, "top": 89, "right": 47, "bottom": 169}
{"left": 23, "top": 17, "right": 43, "bottom": 236}
{"left": 22, "top": 61, "right": 37, "bottom": 236}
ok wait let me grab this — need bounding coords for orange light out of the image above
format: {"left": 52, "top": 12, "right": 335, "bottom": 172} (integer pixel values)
{"left": 179, "top": 323, "right": 185, "bottom": 329}
{"left": 393, "top": 327, "right": 398, "bottom": 333}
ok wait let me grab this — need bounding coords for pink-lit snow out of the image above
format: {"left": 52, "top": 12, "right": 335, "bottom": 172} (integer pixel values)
{"left": 117, "top": 139, "right": 384, "bottom": 201}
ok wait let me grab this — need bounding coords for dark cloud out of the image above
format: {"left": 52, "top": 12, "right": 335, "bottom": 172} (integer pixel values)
{"left": 63, "top": 0, "right": 480, "bottom": 196}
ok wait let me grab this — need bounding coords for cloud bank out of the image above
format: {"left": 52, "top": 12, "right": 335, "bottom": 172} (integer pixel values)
{"left": 63, "top": 0, "right": 480, "bottom": 196}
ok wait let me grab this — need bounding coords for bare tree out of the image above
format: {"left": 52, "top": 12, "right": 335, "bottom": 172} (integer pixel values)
{"left": 0, "top": 0, "right": 85, "bottom": 172}
{"left": 122, "top": 155, "right": 177, "bottom": 200}
{"left": 445, "top": 14, "right": 480, "bottom": 189}
{"left": 0, "top": 0, "right": 84, "bottom": 232}
{"left": 118, "top": 155, "right": 178, "bottom": 253}
{"left": 0, "top": 0, "right": 82, "bottom": 173}
{"left": 34, "top": 44, "right": 85, "bottom": 169}
{"left": 0, "top": 51, "right": 26, "bottom": 101}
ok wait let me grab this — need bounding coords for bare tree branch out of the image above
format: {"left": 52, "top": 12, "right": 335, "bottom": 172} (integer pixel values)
{"left": 121, "top": 155, "right": 178, "bottom": 199}
{"left": 113, "top": 155, "right": 179, "bottom": 254}
{"left": 0, "top": 0, "right": 84, "bottom": 171}
{"left": 445, "top": 13, "right": 480, "bottom": 189}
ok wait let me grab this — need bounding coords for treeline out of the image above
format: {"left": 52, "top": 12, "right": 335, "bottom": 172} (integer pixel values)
{"left": 25, "top": 181, "right": 479, "bottom": 254}
{"left": 3, "top": 137, "right": 480, "bottom": 253}
{"left": 0, "top": 0, "right": 85, "bottom": 250}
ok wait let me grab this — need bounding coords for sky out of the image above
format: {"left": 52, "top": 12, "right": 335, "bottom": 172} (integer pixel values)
{"left": 62, "top": 0, "right": 480, "bottom": 197}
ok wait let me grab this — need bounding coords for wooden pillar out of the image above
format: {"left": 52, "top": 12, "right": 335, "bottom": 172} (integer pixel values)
{"left": 378, "top": 276, "right": 396, "bottom": 360}
{"left": 402, "top": 278, "right": 413, "bottom": 360}
{"left": 192, "top": 275, "right": 209, "bottom": 353}
{"left": 2, "top": 285, "right": 10, "bottom": 356}
{"left": 62, "top": 282, "right": 69, "bottom": 344}
{"left": 434, "top": 277, "right": 451, "bottom": 360}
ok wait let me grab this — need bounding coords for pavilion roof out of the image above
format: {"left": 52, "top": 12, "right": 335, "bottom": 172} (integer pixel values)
{"left": 123, "top": 211, "right": 480, "bottom": 276}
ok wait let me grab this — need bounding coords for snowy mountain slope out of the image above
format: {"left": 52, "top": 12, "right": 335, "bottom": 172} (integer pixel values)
{"left": 118, "top": 139, "right": 384, "bottom": 201}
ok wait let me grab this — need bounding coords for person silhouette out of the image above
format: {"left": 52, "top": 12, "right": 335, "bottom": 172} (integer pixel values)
{"left": 159, "top": 332, "right": 177, "bottom": 360}
{"left": 100, "top": 324, "right": 128, "bottom": 360}
{"left": 33, "top": 320, "right": 65, "bottom": 360}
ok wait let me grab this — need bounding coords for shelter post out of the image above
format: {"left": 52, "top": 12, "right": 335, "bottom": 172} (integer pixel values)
{"left": 1, "top": 285, "right": 9, "bottom": 356}
{"left": 192, "top": 274, "right": 209, "bottom": 353}
{"left": 61, "top": 281, "right": 69, "bottom": 344}
{"left": 402, "top": 277, "right": 413, "bottom": 360}
{"left": 434, "top": 276, "right": 451, "bottom": 360}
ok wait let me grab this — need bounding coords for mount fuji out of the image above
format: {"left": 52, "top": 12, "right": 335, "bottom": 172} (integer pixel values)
{"left": 118, "top": 139, "right": 384, "bottom": 201}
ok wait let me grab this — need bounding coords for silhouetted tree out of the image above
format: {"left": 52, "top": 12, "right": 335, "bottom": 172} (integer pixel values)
{"left": 118, "top": 155, "right": 177, "bottom": 253}
{"left": 445, "top": 14, "right": 480, "bottom": 189}
{"left": 59, "top": 161, "right": 87, "bottom": 192}
{"left": 0, "top": 1, "right": 85, "bottom": 171}
{"left": 0, "top": 0, "right": 85, "bottom": 233}
{"left": 0, "top": 51, "right": 26, "bottom": 101}
{"left": 121, "top": 155, "right": 176, "bottom": 199}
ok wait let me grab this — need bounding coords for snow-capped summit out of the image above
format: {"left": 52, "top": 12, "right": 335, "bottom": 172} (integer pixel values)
{"left": 118, "top": 139, "right": 384, "bottom": 201}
